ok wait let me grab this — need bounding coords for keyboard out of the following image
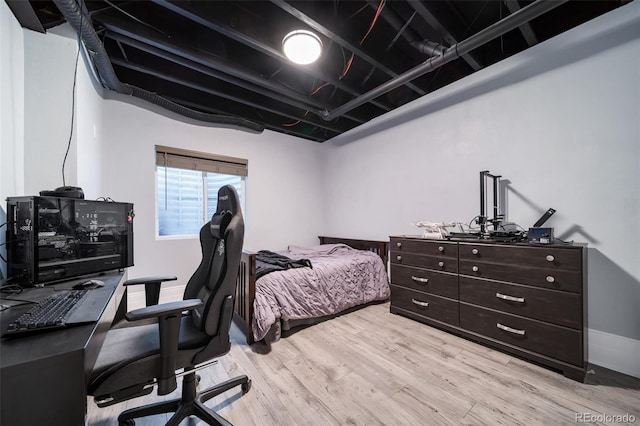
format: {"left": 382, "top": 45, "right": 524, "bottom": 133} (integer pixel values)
{"left": 3, "top": 290, "right": 89, "bottom": 337}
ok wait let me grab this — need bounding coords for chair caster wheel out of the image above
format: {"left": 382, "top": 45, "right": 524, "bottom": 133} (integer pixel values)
{"left": 241, "top": 379, "right": 252, "bottom": 394}
{"left": 119, "top": 420, "right": 135, "bottom": 426}
{"left": 196, "top": 374, "right": 201, "bottom": 383}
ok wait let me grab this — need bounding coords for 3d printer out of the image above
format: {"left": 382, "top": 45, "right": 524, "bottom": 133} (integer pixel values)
{"left": 447, "top": 171, "right": 555, "bottom": 243}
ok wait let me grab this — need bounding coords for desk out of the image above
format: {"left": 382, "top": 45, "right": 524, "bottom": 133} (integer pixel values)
{"left": 0, "top": 271, "right": 127, "bottom": 425}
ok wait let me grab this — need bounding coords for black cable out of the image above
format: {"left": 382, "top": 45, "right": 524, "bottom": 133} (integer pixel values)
{"left": 61, "top": 19, "right": 82, "bottom": 187}
{"left": 554, "top": 236, "right": 572, "bottom": 244}
{"left": 0, "top": 284, "right": 24, "bottom": 295}
{"left": 0, "top": 296, "right": 39, "bottom": 311}
{"left": 467, "top": 215, "right": 482, "bottom": 230}
{"left": 103, "top": 0, "right": 170, "bottom": 38}
{"left": 0, "top": 297, "right": 37, "bottom": 304}
{"left": 497, "top": 222, "right": 527, "bottom": 233}
{"left": 461, "top": 0, "right": 490, "bottom": 39}
{"left": 346, "top": 3, "right": 369, "bottom": 21}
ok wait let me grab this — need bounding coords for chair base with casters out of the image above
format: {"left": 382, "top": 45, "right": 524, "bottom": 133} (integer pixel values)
{"left": 117, "top": 369, "right": 251, "bottom": 426}
{"left": 90, "top": 295, "right": 251, "bottom": 426}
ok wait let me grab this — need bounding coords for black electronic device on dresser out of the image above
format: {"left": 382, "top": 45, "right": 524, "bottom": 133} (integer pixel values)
{"left": 389, "top": 235, "right": 587, "bottom": 381}
{"left": 5, "top": 196, "right": 134, "bottom": 286}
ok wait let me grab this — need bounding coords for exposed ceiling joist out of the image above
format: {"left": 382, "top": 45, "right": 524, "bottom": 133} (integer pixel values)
{"left": 406, "top": 0, "right": 482, "bottom": 71}
{"left": 504, "top": 0, "right": 539, "bottom": 46}
{"left": 96, "top": 14, "right": 368, "bottom": 125}
{"left": 150, "top": 0, "right": 392, "bottom": 113}
{"left": 10, "top": 0, "right": 625, "bottom": 142}
{"left": 271, "top": 0, "right": 427, "bottom": 96}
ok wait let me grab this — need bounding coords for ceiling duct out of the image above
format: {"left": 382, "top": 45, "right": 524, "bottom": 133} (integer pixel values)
{"left": 52, "top": 0, "right": 264, "bottom": 133}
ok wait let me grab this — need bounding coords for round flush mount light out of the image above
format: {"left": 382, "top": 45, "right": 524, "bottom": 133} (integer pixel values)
{"left": 282, "top": 30, "right": 322, "bottom": 65}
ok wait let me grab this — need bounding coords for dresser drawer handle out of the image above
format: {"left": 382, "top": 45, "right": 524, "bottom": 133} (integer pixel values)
{"left": 411, "top": 276, "right": 429, "bottom": 284}
{"left": 472, "top": 266, "right": 479, "bottom": 272}
{"left": 397, "top": 242, "right": 402, "bottom": 248}
{"left": 497, "top": 323, "right": 526, "bottom": 336}
{"left": 546, "top": 254, "right": 555, "bottom": 262}
{"left": 438, "top": 261, "right": 445, "bottom": 268}
{"left": 472, "top": 248, "right": 479, "bottom": 255}
{"left": 438, "top": 246, "right": 444, "bottom": 252}
{"left": 396, "top": 255, "right": 402, "bottom": 261}
{"left": 496, "top": 292, "right": 525, "bottom": 303}
{"left": 546, "top": 275, "right": 555, "bottom": 283}
{"left": 411, "top": 299, "right": 429, "bottom": 308}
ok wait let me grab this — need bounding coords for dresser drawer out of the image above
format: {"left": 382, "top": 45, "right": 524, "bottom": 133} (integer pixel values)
{"left": 459, "top": 243, "right": 582, "bottom": 271}
{"left": 459, "top": 260, "right": 582, "bottom": 293}
{"left": 459, "top": 277, "right": 581, "bottom": 329}
{"left": 391, "top": 264, "right": 458, "bottom": 299}
{"left": 391, "top": 252, "right": 458, "bottom": 273}
{"left": 390, "top": 238, "right": 458, "bottom": 257}
{"left": 391, "top": 285, "right": 459, "bottom": 326}
{"left": 460, "top": 304, "right": 582, "bottom": 366}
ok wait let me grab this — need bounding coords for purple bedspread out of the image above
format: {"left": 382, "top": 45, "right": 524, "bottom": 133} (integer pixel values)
{"left": 252, "top": 243, "right": 390, "bottom": 342}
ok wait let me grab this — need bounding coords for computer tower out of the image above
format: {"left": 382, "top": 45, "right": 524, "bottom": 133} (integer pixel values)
{"left": 5, "top": 196, "right": 134, "bottom": 286}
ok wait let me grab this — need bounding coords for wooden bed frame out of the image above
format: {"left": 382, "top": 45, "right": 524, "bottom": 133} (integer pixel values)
{"left": 233, "top": 236, "right": 389, "bottom": 344}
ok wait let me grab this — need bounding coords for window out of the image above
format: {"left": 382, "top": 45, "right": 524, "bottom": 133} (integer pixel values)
{"left": 156, "top": 145, "right": 247, "bottom": 237}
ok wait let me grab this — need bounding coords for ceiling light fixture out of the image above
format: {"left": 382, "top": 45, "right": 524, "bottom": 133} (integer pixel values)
{"left": 282, "top": 30, "right": 322, "bottom": 65}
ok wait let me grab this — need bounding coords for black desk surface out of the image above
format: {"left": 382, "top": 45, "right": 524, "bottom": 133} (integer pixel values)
{"left": 0, "top": 271, "right": 126, "bottom": 425}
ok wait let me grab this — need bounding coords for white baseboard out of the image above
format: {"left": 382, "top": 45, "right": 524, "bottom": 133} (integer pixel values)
{"left": 588, "top": 328, "right": 640, "bottom": 378}
{"left": 127, "top": 285, "right": 186, "bottom": 310}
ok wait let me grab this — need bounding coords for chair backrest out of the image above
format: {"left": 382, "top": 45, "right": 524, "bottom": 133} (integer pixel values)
{"left": 183, "top": 185, "right": 244, "bottom": 336}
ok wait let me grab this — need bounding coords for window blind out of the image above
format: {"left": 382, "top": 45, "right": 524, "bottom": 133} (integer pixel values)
{"left": 155, "top": 145, "right": 248, "bottom": 177}
{"left": 157, "top": 167, "right": 204, "bottom": 236}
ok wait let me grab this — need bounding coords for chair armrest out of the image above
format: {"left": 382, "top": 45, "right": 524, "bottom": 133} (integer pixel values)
{"left": 124, "top": 275, "right": 178, "bottom": 286}
{"left": 125, "top": 299, "right": 202, "bottom": 322}
{"left": 124, "top": 298, "right": 203, "bottom": 395}
{"left": 124, "top": 276, "right": 178, "bottom": 307}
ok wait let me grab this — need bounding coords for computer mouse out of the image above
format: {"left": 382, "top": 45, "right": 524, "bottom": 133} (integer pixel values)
{"left": 72, "top": 279, "right": 104, "bottom": 290}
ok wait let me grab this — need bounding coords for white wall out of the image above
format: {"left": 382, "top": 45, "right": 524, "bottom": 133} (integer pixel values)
{"left": 324, "top": 2, "right": 640, "bottom": 376}
{"left": 1, "top": 18, "right": 100, "bottom": 279}
{"left": 99, "top": 99, "right": 326, "bottom": 287}
{"left": 76, "top": 46, "right": 106, "bottom": 198}
{"left": 20, "top": 24, "right": 104, "bottom": 198}
{"left": 22, "top": 26, "right": 80, "bottom": 195}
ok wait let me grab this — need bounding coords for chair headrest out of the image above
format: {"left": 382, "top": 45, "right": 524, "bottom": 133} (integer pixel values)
{"left": 209, "top": 185, "right": 241, "bottom": 238}
{"left": 215, "top": 185, "right": 240, "bottom": 216}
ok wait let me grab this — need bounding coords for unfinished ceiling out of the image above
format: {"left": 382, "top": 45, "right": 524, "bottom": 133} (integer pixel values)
{"left": 11, "top": 0, "right": 628, "bottom": 142}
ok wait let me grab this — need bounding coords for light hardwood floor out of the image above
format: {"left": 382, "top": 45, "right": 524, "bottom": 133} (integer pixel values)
{"left": 87, "top": 302, "right": 640, "bottom": 425}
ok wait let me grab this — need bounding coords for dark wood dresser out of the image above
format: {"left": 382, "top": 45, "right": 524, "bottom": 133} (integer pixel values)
{"left": 389, "top": 235, "right": 587, "bottom": 381}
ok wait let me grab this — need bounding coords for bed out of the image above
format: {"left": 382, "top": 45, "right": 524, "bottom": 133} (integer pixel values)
{"left": 233, "top": 236, "right": 390, "bottom": 344}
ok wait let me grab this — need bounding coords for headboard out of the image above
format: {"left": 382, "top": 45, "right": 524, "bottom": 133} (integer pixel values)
{"left": 317, "top": 236, "right": 389, "bottom": 267}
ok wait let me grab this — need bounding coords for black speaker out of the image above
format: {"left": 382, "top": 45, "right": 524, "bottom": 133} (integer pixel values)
{"left": 39, "top": 186, "right": 85, "bottom": 199}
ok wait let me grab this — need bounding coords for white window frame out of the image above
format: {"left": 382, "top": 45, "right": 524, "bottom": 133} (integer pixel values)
{"left": 155, "top": 146, "right": 248, "bottom": 239}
